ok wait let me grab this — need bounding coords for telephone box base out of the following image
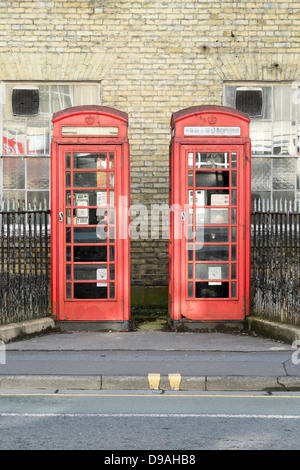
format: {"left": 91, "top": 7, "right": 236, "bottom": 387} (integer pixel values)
{"left": 169, "top": 318, "right": 246, "bottom": 332}
{"left": 56, "top": 321, "right": 131, "bottom": 332}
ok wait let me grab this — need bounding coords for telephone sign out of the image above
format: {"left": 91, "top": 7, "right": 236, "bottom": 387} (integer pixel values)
{"left": 169, "top": 105, "right": 251, "bottom": 329}
{"left": 51, "top": 106, "right": 130, "bottom": 330}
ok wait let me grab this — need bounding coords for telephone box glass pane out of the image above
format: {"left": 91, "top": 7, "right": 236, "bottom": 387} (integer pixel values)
{"left": 196, "top": 282, "right": 229, "bottom": 298}
{"left": 65, "top": 153, "right": 71, "bottom": 169}
{"left": 200, "top": 208, "right": 229, "bottom": 224}
{"left": 231, "top": 152, "right": 237, "bottom": 169}
{"left": 195, "top": 245, "right": 229, "bottom": 261}
{"left": 74, "top": 284, "right": 107, "bottom": 299}
{"left": 231, "top": 264, "right": 236, "bottom": 279}
{"left": 74, "top": 245, "right": 107, "bottom": 262}
{"left": 73, "top": 227, "right": 108, "bottom": 244}
{"left": 203, "top": 226, "right": 229, "bottom": 243}
{"left": 74, "top": 264, "right": 107, "bottom": 281}
{"left": 66, "top": 265, "right": 71, "bottom": 281}
{"left": 110, "top": 283, "right": 115, "bottom": 298}
{"left": 231, "top": 282, "right": 237, "bottom": 298}
{"left": 195, "top": 152, "right": 229, "bottom": 169}
{"left": 73, "top": 172, "right": 107, "bottom": 188}
{"left": 73, "top": 153, "right": 107, "bottom": 169}
{"left": 109, "top": 153, "right": 114, "bottom": 169}
{"left": 66, "top": 284, "right": 72, "bottom": 299}
{"left": 196, "top": 171, "right": 229, "bottom": 187}
{"left": 195, "top": 263, "right": 229, "bottom": 280}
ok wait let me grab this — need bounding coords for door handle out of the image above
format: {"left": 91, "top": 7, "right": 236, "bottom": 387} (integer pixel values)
{"left": 181, "top": 211, "right": 185, "bottom": 221}
{"left": 59, "top": 212, "right": 64, "bottom": 222}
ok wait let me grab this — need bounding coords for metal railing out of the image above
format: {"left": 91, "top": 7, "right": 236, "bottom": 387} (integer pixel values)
{"left": 0, "top": 199, "right": 50, "bottom": 325}
{"left": 251, "top": 198, "right": 300, "bottom": 326}
{"left": 1, "top": 194, "right": 300, "bottom": 327}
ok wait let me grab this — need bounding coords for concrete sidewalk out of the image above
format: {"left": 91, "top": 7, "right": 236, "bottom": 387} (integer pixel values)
{"left": 0, "top": 317, "right": 300, "bottom": 391}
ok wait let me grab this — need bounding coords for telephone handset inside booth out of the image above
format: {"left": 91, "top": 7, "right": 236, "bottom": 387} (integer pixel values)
{"left": 67, "top": 193, "right": 90, "bottom": 225}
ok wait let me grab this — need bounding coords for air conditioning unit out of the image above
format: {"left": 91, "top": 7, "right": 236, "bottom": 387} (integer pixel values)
{"left": 235, "top": 87, "right": 263, "bottom": 117}
{"left": 12, "top": 86, "right": 39, "bottom": 116}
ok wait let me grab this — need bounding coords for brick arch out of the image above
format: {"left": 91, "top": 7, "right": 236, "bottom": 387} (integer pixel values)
{"left": 0, "top": 52, "right": 118, "bottom": 81}
{"left": 206, "top": 52, "right": 300, "bottom": 81}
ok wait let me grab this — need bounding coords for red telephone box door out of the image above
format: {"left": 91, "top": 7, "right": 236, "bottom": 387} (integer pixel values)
{"left": 51, "top": 107, "right": 130, "bottom": 329}
{"left": 182, "top": 145, "right": 245, "bottom": 320}
{"left": 169, "top": 106, "right": 251, "bottom": 327}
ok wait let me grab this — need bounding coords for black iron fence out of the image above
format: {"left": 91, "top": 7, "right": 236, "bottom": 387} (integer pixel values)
{"left": 0, "top": 199, "right": 50, "bottom": 325}
{"left": 1, "top": 196, "right": 300, "bottom": 326}
{"left": 251, "top": 198, "right": 300, "bottom": 326}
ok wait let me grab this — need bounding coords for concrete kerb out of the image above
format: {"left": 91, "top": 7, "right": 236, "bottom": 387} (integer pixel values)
{"left": 1, "top": 375, "right": 300, "bottom": 391}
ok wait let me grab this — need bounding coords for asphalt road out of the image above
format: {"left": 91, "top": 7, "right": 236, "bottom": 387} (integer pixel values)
{"left": 0, "top": 390, "right": 299, "bottom": 450}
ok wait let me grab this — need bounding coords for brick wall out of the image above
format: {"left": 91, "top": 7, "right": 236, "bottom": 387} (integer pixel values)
{"left": 0, "top": 0, "right": 299, "bottom": 288}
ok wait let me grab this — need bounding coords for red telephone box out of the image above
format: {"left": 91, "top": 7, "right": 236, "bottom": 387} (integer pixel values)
{"left": 51, "top": 106, "right": 130, "bottom": 330}
{"left": 169, "top": 105, "right": 251, "bottom": 328}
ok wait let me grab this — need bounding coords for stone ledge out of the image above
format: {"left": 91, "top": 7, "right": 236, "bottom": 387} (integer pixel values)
{"left": 247, "top": 316, "right": 300, "bottom": 344}
{"left": 0, "top": 318, "right": 55, "bottom": 343}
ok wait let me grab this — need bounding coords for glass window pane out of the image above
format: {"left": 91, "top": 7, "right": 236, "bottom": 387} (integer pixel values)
{"left": 51, "top": 85, "right": 73, "bottom": 113}
{"left": 27, "top": 190, "right": 49, "bottom": 207}
{"left": 110, "top": 283, "right": 115, "bottom": 299}
{"left": 273, "top": 158, "right": 295, "bottom": 189}
{"left": 2, "top": 190, "right": 25, "bottom": 206}
{"left": 188, "top": 282, "right": 193, "bottom": 298}
{"left": 250, "top": 121, "right": 272, "bottom": 155}
{"left": 39, "top": 85, "right": 50, "bottom": 115}
{"left": 3, "top": 157, "right": 25, "bottom": 188}
{"left": 27, "top": 120, "right": 49, "bottom": 155}
{"left": 188, "top": 152, "right": 193, "bottom": 168}
{"left": 251, "top": 158, "right": 272, "bottom": 191}
{"left": 274, "top": 86, "right": 295, "bottom": 121}
{"left": 273, "top": 121, "right": 296, "bottom": 155}
{"left": 3, "top": 121, "right": 26, "bottom": 155}
{"left": 27, "top": 158, "right": 50, "bottom": 189}
{"left": 73, "top": 85, "right": 99, "bottom": 106}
